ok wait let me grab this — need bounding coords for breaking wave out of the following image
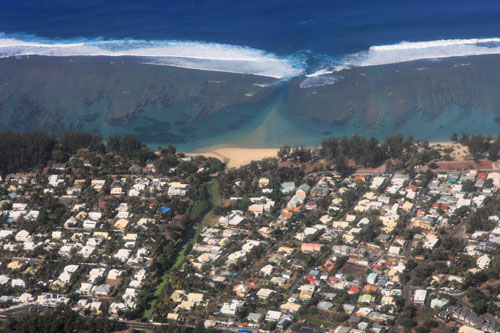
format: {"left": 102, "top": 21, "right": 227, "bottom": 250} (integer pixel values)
{"left": 0, "top": 33, "right": 304, "bottom": 79}
{"left": 343, "top": 38, "right": 500, "bottom": 68}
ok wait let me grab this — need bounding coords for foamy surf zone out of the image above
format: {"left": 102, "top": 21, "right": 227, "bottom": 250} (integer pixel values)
{"left": 299, "top": 37, "right": 500, "bottom": 89}
{"left": 0, "top": 34, "right": 304, "bottom": 79}
{"left": 345, "top": 38, "right": 500, "bottom": 68}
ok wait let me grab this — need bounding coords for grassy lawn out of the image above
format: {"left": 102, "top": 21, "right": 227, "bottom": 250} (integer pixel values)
{"left": 201, "top": 179, "right": 222, "bottom": 226}
{"left": 144, "top": 180, "right": 220, "bottom": 319}
{"left": 302, "top": 316, "right": 337, "bottom": 329}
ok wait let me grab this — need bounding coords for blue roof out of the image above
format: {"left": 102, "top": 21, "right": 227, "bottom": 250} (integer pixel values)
{"left": 161, "top": 207, "right": 171, "bottom": 213}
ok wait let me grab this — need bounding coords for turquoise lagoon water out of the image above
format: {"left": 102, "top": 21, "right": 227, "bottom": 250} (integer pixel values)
{"left": 1, "top": 55, "right": 500, "bottom": 151}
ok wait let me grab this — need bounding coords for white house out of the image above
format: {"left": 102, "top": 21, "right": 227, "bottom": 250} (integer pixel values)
{"left": 15, "top": 230, "right": 31, "bottom": 242}
{"left": 477, "top": 254, "right": 491, "bottom": 270}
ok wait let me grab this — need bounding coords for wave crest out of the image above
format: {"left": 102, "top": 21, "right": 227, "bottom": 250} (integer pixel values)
{"left": 0, "top": 33, "right": 304, "bottom": 79}
{"left": 343, "top": 38, "right": 500, "bottom": 68}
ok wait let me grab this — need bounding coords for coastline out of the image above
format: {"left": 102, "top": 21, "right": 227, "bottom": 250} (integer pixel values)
{"left": 184, "top": 141, "right": 478, "bottom": 170}
{"left": 185, "top": 147, "right": 279, "bottom": 168}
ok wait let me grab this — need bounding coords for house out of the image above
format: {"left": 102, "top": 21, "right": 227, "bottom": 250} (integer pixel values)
{"left": 187, "top": 293, "right": 204, "bottom": 304}
{"left": 257, "top": 288, "right": 275, "bottom": 300}
{"left": 348, "top": 286, "right": 360, "bottom": 295}
{"left": 167, "top": 313, "right": 179, "bottom": 321}
{"left": 414, "top": 289, "right": 427, "bottom": 305}
{"left": 83, "top": 220, "right": 97, "bottom": 229}
{"left": 265, "top": 310, "right": 282, "bottom": 322}
{"left": 11, "top": 279, "right": 26, "bottom": 288}
{"left": 79, "top": 245, "right": 95, "bottom": 258}
{"left": 281, "top": 302, "right": 301, "bottom": 314}
{"left": 430, "top": 298, "right": 449, "bottom": 309}
{"left": 247, "top": 312, "right": 264, "bottom": 323}
{"left": 110, "top": 187, "right": 123, "bottom": 195}
{"left": 299, "top": 284, "right": 315, "bottom": 300}
{"left": 423, "top": 238, "right": 440, "bottom": 249}
{"left": 281, "top": 182, "right": 295, "bottom": 194}
{"left": 79, "top": 282, "right": 93, "bottom": 294}
{"left": 93, "top": 284, "right": 112, "bottom": 296}
{"left": 296, "top": 184, "right": 311, "bottom": 197}
{"left": 260, "top": 264, "right": 274, "bottom": 276}
{"left": 114, "top": 249, "right": 131, "bottom": 262}
{"left": 15, "top": 230, "right": 31, "bottom": 242}
{"left": 477, "top": 254, "right": 491, "bottom": 270}
{"left": 58, "top": 271, "right": 72, "bottom": 284}
{"left": 114, "top": 219, "right": 129, "bottom": 231}
{"left": 317, "top": 301, "right": 334, "bottom": 311}
{"left": 301, "top": 243, "right": 323, "bottom": 253}
{"left": 367, "top": 273, "right": 378, "bottom": 285}
{"left": 259, "top": 178, "right": 270, "bottom": 188}
{"left": 358, "top": 294, "right": 375, "bottom": 304}
{"left": 220, "top": 300, "right": 242, "bottom": 316}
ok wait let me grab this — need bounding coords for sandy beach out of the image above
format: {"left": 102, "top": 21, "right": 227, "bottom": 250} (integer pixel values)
{"left": 429, "top": 141, "right": 470, "bottom": 160}
{"left": 186, "top": 147, "right": 279, "bottom": 168}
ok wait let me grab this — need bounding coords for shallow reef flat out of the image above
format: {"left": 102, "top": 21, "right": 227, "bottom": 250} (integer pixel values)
{"left": 286, "top": 54, "right": 500, "bottom": 135}
{"left": 2, "top": 54, "right": 500, "bottom": 150}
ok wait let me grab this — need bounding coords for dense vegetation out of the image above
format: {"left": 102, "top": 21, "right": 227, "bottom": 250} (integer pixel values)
{"left": 279, "top": 134, "right": 441, "bottom": 176}
{"left": 0, "top": 131, "right": 155, "bottom": 176}
{"left": 452, "top": 132, "right": 500, "bottom": 160}
{"left": 4, "top": 306, "right": 124, "bottom": 333}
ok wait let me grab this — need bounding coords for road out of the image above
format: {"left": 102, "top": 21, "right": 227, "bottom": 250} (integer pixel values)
{"left": 389, "top": 188, "right": 425, "bottom": 333}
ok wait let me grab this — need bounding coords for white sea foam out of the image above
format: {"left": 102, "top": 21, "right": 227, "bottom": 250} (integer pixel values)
{"left": 0, "top": 34, "right": 304, "bottom": 79}
{"left": 343, "top": 38, "right": 500, "bottom": 68}
{"left": 300, "top": 75, "right": 343, "bottom": 89}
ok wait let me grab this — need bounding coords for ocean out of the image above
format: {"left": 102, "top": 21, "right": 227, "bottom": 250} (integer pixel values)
{"left": 1, "top": 1, "right": 500, "bottom": 150}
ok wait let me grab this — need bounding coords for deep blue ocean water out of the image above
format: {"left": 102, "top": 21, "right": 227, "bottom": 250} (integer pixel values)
{"left": 1, "top": 1, "right": 500, "bottom": 150}
{"left": 2, "top": 0, "right": 500, "bottom": 62}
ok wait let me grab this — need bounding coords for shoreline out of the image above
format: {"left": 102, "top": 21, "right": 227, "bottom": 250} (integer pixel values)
{"left": 185, "top": 147, "right": 279, "bottom": 168}
{"left": 183, "top": 140, "right": 469, "bottom": 169}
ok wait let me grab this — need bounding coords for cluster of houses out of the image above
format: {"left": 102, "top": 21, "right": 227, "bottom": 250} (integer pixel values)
{"left": 0, "top": 162, "right": 191, "bottom": 319}
{"left": 438, "top": 306, "right": 500, "bottom": 332}
{"left": 2, "top": 149, "right": 500, "bottom": 332}
{"left": 156, "top": 167, "right": 500, "bottom": 333}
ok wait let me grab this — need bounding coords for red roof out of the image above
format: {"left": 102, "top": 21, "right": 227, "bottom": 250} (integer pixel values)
{"left": 432, "top": 203, "right": 439, "bottom": 208}
{"left": 408, "top": 185, "right": 418, "bottom": 191}
{"left": 477, "top": 172, "right": 487, "bottom": 179}
{"left": 306, "top": 275, "right": 316, "bottom": 284}
{"left": 324, "top": 260, "right": 335, "bottom": 271}
{"left": 348, "top": 286, "right": 360, "bottom": 294}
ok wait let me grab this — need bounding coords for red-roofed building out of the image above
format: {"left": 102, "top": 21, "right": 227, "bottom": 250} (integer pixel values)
{"left": 354, "top": 175, "right": 366, "bottom": 183}
{"left": 306, "top": 275, "right": 317, "bottom": 284}
{"left": 477, "top": 172, "right": 488, "bottom": 179}
{"left": 305, "top": 201, "right": 317, "bottom": 210}
{"left": 329, "top": 277, "right": 339, "bottom": 284}
{"left": 408, "top": 185, "right": 418, "bottom": 191}
{"left": 301, "top": 243, "right": 323, "bottom": 253}
{"left": 324, "top": 259, "right": 335, "bottom": 271}
{"left": 348, "top": 286, "right": 360, "bottom": 294}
